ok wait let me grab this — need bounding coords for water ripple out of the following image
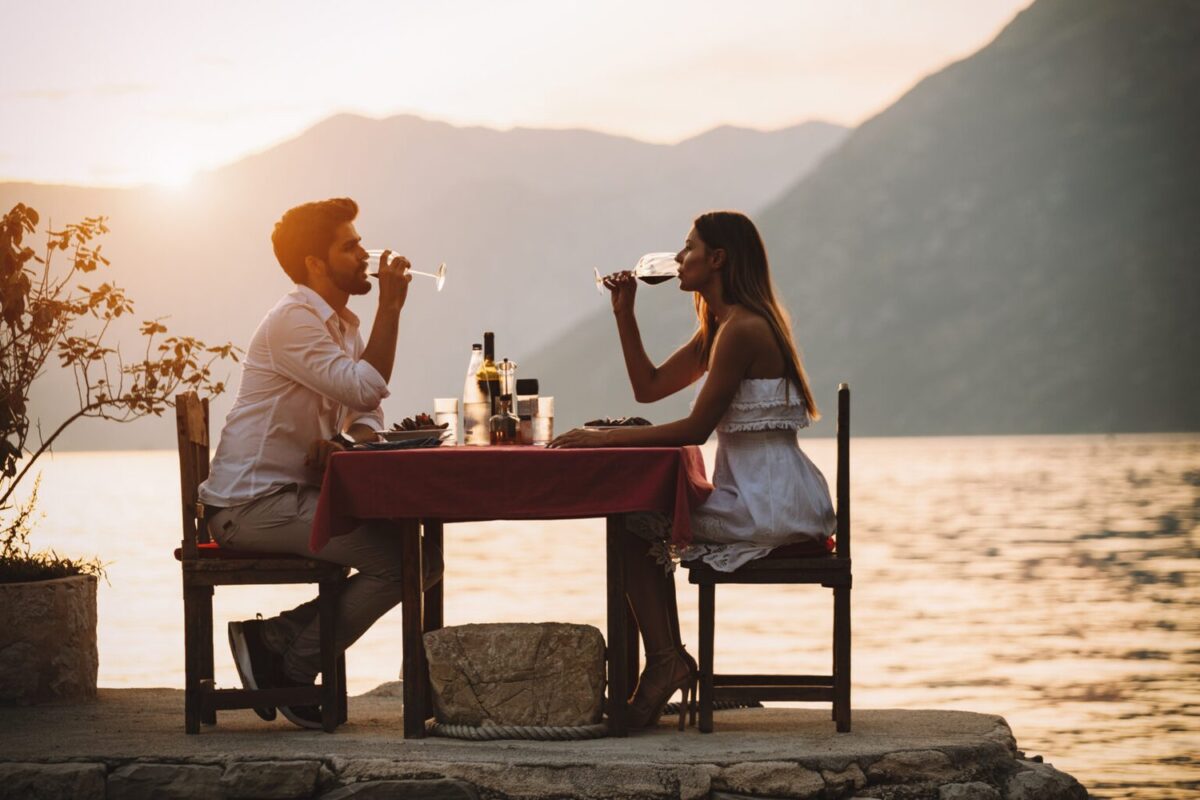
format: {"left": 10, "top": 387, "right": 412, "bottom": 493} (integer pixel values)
{"left": 15, "top": 433, "right": 1200, "bottom": 799}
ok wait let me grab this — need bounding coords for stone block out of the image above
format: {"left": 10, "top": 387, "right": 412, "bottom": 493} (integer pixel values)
{"left": 867, "top": 749, "right": 960, "bottom": 784}
{"left": 333, "top": 760, "right": 712, "bottom": 800}
{"left": 320, "top": 780, "right": 479, "bottom": 799}
{"left": 941, "top": 781, "right": 1002, "bottom": 800}
{"left": 0, "top": 575, "right": 98, "bottom": 704}
{"left": 0, "top": 762, "right": 105, "bottom": 799}
{"left": 108, "top": 763, "right": 223, "bottom": 800}
{"left": 423, "top": 622, "right": 605, "bottom": 726}
{"left": 221, "top": 760, "right": 321, "bottom": 798}
{"left": 1005, "top": 761, "right": 1087, "bottom": 800}
{"left": 821, "top": 763, "right": 867, "bottom": 794}
{"left": 714, "top": 761, "right": 824, "bottom": 798}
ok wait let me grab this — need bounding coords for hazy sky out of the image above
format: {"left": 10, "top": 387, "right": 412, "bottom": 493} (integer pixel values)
{"left": 2, "top": 0, "right": 1029, "bottom": 187}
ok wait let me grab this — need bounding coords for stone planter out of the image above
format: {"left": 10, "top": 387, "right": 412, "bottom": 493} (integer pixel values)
{"left": 0, "top": 574, "right": 98, "bottom": 704}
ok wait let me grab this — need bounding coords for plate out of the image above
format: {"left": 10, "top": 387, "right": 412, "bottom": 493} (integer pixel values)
{"left": 375, "top": 428, "right": 450, "bottom": 443}
{"left": 354, "top": 436, "right": 444, "bottom": 451}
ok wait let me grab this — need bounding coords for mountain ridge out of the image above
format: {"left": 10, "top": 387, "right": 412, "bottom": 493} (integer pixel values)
{"left": 4, "top": 114, "right": 848, "bottom": 450}
{"left": 527, "top": 0, "right": 1200, "bottom": 435}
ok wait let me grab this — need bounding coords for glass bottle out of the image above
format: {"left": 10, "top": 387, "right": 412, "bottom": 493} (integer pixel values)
{"left": 463, "top": 344, "right": 490, "bottom": 446}
{"left": 476, "top": 331, "right": 500, "bottom": 416}
{"left": 489, "top": 394, "right": 519, "bottom": 445}
{"left": 516, "top": 378, "right": 539, "bottom": 445}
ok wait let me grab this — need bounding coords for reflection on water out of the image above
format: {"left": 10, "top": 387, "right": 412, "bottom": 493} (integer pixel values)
{"left": 18, "top": 434, "right": 1199, "bottom": 799}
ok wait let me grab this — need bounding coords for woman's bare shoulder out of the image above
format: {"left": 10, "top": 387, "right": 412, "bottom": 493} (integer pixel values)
{"left": 720, "top": 309, "right": 775, "bottom": 342}
{"left": 710, "top": 311, "right": 774, "bottom": 364}
{"left": 713, "top": 309, "right": 787, "bottom": 376}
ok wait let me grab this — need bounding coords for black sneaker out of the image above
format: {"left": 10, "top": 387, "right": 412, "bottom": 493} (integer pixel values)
{"left": 275, "top": 671, "right": 323, "bottom": 730}
{"left": 228, "top": 619, "right": 277, "bottom": 722}
{"left": 278, "top": 701, "right": 324, "bottom": 730}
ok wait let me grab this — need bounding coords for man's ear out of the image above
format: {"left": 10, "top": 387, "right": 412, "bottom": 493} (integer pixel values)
{"left": 303, "top": 253, "right": 325, "bottom": 283}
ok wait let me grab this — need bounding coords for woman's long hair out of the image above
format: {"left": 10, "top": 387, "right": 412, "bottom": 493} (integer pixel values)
{"left": 692, "top": 210, "right": 820, "bottom": 420}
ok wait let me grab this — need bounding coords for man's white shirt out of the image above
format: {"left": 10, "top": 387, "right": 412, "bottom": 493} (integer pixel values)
{"left": 199, "top": 285, "right": 388, "bottom": 507}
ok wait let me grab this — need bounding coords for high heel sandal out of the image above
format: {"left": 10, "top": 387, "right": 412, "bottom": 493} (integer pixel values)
{"left": 681, "top": 649, "right": 698, "bottom": 729}
{"left": 629, "top": 647, "right": 698, "bottom": 730}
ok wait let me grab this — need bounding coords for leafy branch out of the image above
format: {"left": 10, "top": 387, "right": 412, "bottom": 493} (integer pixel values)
{"left": 1, "top": 202, "right": 241, "bottom": 566}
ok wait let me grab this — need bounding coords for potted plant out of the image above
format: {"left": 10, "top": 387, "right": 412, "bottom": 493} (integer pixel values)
{"left": 0, "top": 203, "right": 237, "bottom": 704}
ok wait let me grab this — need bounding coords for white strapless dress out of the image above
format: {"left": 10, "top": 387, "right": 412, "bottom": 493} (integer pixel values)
{"left": 682, "top": 377, "right": 836, "bottom": 571}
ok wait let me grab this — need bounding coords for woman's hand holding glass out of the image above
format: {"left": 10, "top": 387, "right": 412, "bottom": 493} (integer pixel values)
{"left": 600, "top": 270, "right": 638, "bottom": 316}
{"left": 593, "top": 252, "right": 678, "bottom": 296}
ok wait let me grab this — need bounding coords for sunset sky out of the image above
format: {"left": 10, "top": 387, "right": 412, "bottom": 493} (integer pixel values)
{"left": 2, "top": 0, "right": 1029, "bottom": 188}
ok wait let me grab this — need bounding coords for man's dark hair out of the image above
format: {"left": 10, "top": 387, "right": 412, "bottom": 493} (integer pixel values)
{"left": 271, "top": 198, "right": 359, "bottom": 284}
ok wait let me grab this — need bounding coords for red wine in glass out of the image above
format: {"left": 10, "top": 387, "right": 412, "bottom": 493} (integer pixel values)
{"left": 593, "top": 252, "right": 679, "bottom": 293}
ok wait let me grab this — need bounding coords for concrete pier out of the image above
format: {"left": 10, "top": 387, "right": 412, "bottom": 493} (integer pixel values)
{"left": 0, "top": 685, "right": 1088, "bottom": 799}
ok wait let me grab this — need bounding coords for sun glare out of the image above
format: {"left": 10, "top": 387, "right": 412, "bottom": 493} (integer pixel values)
{"left": 144, "top": 149, "right": 197, "bottom": 190}
{"left": 152, "top": 164, "right": 195, "bottom": 190}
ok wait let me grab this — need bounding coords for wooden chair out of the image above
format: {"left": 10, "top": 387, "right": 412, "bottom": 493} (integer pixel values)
{"left": 175, "top": 391, "right": 348, "bottom": 733}
{"left": 686, "top": 383, "right": 852, "bottom": 733}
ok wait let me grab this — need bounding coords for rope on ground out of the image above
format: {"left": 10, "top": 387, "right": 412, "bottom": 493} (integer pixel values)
{"left": 428, "top": 700, "right": 763, "bottom": 740}
{"left": 428, "top": 721, "right": 609, "bottom": 741}
{"left": 663, "top": 698, "right": 763, "bottom": 715}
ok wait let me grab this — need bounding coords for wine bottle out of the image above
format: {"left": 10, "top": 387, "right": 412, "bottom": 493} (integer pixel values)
{"left": 476, "top": 331, "right": 500, "bottom": 416}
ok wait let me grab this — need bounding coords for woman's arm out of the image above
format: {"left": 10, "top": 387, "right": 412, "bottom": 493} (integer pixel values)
{"left": 608, "top": 271, "right": 705, "bottom": 402}
{"left": 551, "top": 319, "right": 756, "bottom": 448}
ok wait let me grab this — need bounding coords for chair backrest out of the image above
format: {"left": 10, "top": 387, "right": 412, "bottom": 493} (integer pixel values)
{"left": 175, "top": 391, "right": 210, "bottom": 558}
{"left": 836, "top": 384, "right": 850, "bottom": 560}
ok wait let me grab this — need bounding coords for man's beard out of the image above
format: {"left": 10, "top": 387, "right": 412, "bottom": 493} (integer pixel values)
{"left": 331, "top": 265, "right": 372, "bottom": 296}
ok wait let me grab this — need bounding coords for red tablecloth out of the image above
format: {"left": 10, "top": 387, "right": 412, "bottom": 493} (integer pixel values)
{"left": 310, "top": 445, "right": 713, "bottom": 552}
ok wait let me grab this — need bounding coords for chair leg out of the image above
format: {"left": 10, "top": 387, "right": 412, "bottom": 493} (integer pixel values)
{"left": 318, "top": 578, "right": 340, "bottom": 733}
{"left": 199, "top": 587, "right": 216, "bottom": 725}
{"left": 831, "top": 588, "right": 838, "bottom": 722}
{"left": 337, "top": 652, "right": 349, "bottom": 725}
{"left": 698, "top": 582, "right": 715, "bottom": 733}
{"left": 833, "top": 585, "right": 851, "bottom": 732}
{"left": 182, "top": 585, "right": 204, "bottom": 734}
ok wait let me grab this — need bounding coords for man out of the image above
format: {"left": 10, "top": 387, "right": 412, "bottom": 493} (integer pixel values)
{"left": 198, "top": 197, "right": 440, "bottom": 729}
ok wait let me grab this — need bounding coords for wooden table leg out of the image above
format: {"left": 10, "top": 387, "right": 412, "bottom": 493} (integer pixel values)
{"left": 625, "top": 604, "right": 640, "bottom": 698}
{"left": 400, "top": 520, "right": 427, "bottom": 738}
{"left": 422, "top": 520, "right": 444, "bottom": 635}
{"left": 606, "top": 516, "right": 628, "bottom": 737}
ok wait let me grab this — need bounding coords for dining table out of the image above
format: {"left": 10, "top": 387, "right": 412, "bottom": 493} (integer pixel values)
{"left": 310, "top": 443, "right": 713, "bottom": 738}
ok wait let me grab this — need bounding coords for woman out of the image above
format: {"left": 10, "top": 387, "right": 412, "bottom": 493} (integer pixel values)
{"left": 550, "top": 210, "right": 836, "bottom": 729}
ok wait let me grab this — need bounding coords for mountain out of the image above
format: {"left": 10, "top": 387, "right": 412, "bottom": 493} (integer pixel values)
{"left": 1, "top": 117, "right": 847, "bottom": 450}
{"left": 528, "top": 0, "right": 1200, "bottom": 435}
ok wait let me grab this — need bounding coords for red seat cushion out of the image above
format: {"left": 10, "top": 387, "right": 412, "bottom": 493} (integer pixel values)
{"left": 767, "top": 537, "right": 837, "bottom": 558}
{"left": 174, "top": 542, "right": 313, "bottom": 561}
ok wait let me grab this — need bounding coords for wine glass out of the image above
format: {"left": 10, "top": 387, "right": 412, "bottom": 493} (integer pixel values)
{"left": 593, "top": 252, "right": 679, "bottom": 294}
{"left": 365, "top": 250, "right": 447, "bottom": 291}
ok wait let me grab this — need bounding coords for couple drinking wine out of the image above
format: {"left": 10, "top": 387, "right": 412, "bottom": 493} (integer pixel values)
{"left": 200, "top": 198, "right": 835, "bottom": 730}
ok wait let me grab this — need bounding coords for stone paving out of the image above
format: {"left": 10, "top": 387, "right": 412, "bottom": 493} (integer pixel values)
{"left": 0, "top": 685, "right": 1088, "bottom": 799}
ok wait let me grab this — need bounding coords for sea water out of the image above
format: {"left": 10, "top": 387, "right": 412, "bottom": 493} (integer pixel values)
{"left": 12, "top": 434, "right": 1198, "bottom": 799}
